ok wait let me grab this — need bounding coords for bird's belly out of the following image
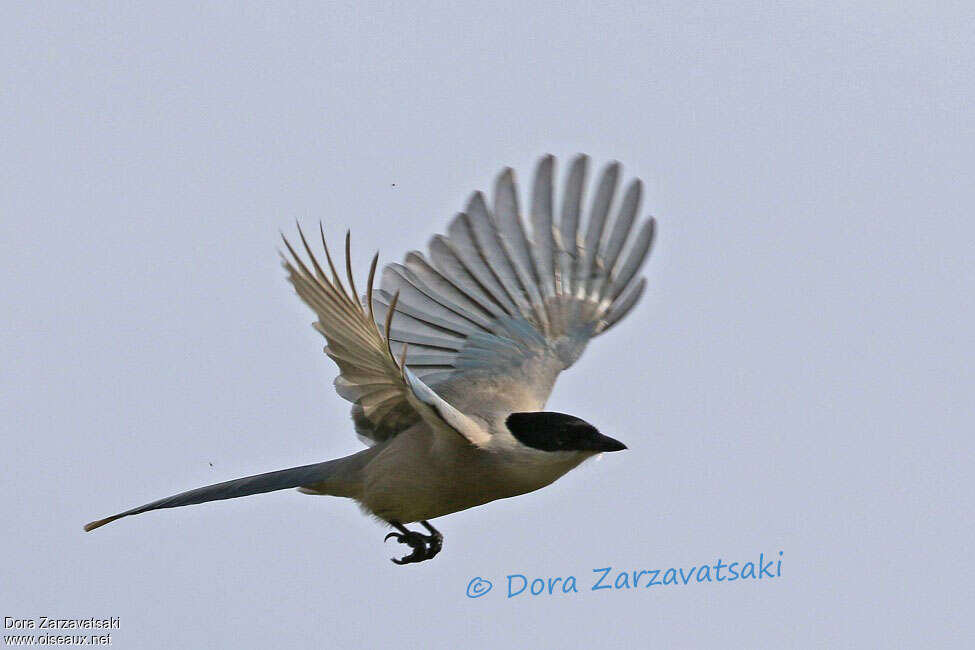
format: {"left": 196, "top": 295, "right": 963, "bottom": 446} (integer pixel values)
{"left": 359, "top": 445, "right": 582, "bottom": 523}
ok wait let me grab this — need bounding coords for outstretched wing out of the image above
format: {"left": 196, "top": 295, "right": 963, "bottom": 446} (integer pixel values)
{"left": 376, "top": 154, "right": 656, "bottom": 430}
{"left": 281, "top": 227, "right": 490, "bottom": 447}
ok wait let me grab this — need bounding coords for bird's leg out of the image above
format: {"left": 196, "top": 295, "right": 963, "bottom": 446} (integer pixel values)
{"left": 384, "top": 522, "right": 432, "bottom": 565}
{"left": 419, "top": 520, "right": 443, "bottom": 559}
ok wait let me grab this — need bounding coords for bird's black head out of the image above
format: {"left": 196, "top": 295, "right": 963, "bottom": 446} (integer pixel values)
{"left": 505, "top": 412, "right": 627, "bottom": 453}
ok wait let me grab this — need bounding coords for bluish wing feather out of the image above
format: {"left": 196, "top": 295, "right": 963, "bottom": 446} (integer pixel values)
{"left": 465, "top": 192, "right": 537, "bottom": 321}
{"left": 529, "top": 155, "right": 557, "bottom": 300}
{"left": 606, "top": 218, "right": 656, "bottom": 302}
{"left": 577, "top": 162, "right": 620, "bottom": 297}
{"left": 369, "top": 155, "right": 658, "bottom": 427}
{"left": 557, "top": 155, "right": 587, "bottom": 298}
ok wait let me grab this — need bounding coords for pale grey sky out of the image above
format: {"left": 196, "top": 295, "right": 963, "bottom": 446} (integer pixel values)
{"left": 2, "top": 2, "right": 973, "bottom": 648}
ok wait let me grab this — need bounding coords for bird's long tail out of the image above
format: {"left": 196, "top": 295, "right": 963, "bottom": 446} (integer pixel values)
{"left": 84, "top": 457, "right": 351, "bottom": 532}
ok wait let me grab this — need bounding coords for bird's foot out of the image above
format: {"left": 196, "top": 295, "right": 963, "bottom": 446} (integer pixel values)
{"left": 384, "top": 530, "right": 429, "bottom": 564}
{"left": 384, "top": 521, "right": 444, "bottom": 565}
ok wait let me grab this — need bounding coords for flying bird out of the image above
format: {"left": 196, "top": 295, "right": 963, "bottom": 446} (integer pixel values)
{"left": 85, "top": 154, "right": 657, "bottom": 564}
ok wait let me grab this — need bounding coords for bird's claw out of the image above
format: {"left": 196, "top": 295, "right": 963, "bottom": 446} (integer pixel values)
{"left": 424, "top": 531, "right": 443, "bottom": 559}
{"left": 385, "top": 529, "right": 441, "bottom": 565}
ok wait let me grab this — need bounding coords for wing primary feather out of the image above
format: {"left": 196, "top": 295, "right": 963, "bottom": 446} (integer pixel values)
{"left": 557, "top": 154, "right": 588, "bottom": 297}
{"left": 285, "top": 258, "right": 363, "bottom": 333}
{"left": 303, "top": 222, "right": 348, "bottom": 306}
{"left": 398, "top": 341, "right": 409, "bottom": 368}
{"left": 343, "top": 228, "right": 360, "bottom": 312}
{"left": 384, "top": 289, "right": 401, "bottom": 359}
{"left": 600, "top": 277, "right": 647, "bottom": 334}
{"left": 366, "top": 252, "right": 379, "bottom": 324}
{"left": 280, "top": 232, "right": 321, "bottom": 293}
{"left": 465, "top": 191, "right": 534, "bottom": 320}
{"left": 494, "top": 168, "right": 538, "bottom": 289}
{"left": 493, "top": 168, "right": 551, "bottom": 333}
{"left": 579, "top": 161, "right": 620, "bottom": 296}
{"left": 428, "top": 234, "right": 511, "bottom": 319}
{"left": 609, "top": 217, "right": 656, "bottom": 301}
{"left": 295, "top": 221, "right": 331, "bottom": 287}
{"left": 530, "top": 154, "right": 557, "bottom": 299}
{"left": 601, "top": 179, "right": 642, "bottom": 275}
{"left": 591, "top": 178, "right": 641, "bottom": 301}
{"left": 448, "top": 208, "right": 521, "bottom": 316}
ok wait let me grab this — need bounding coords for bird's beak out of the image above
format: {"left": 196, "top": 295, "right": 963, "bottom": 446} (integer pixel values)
{"left": 590, "top": 433, "right": 627, "bottom": 452}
